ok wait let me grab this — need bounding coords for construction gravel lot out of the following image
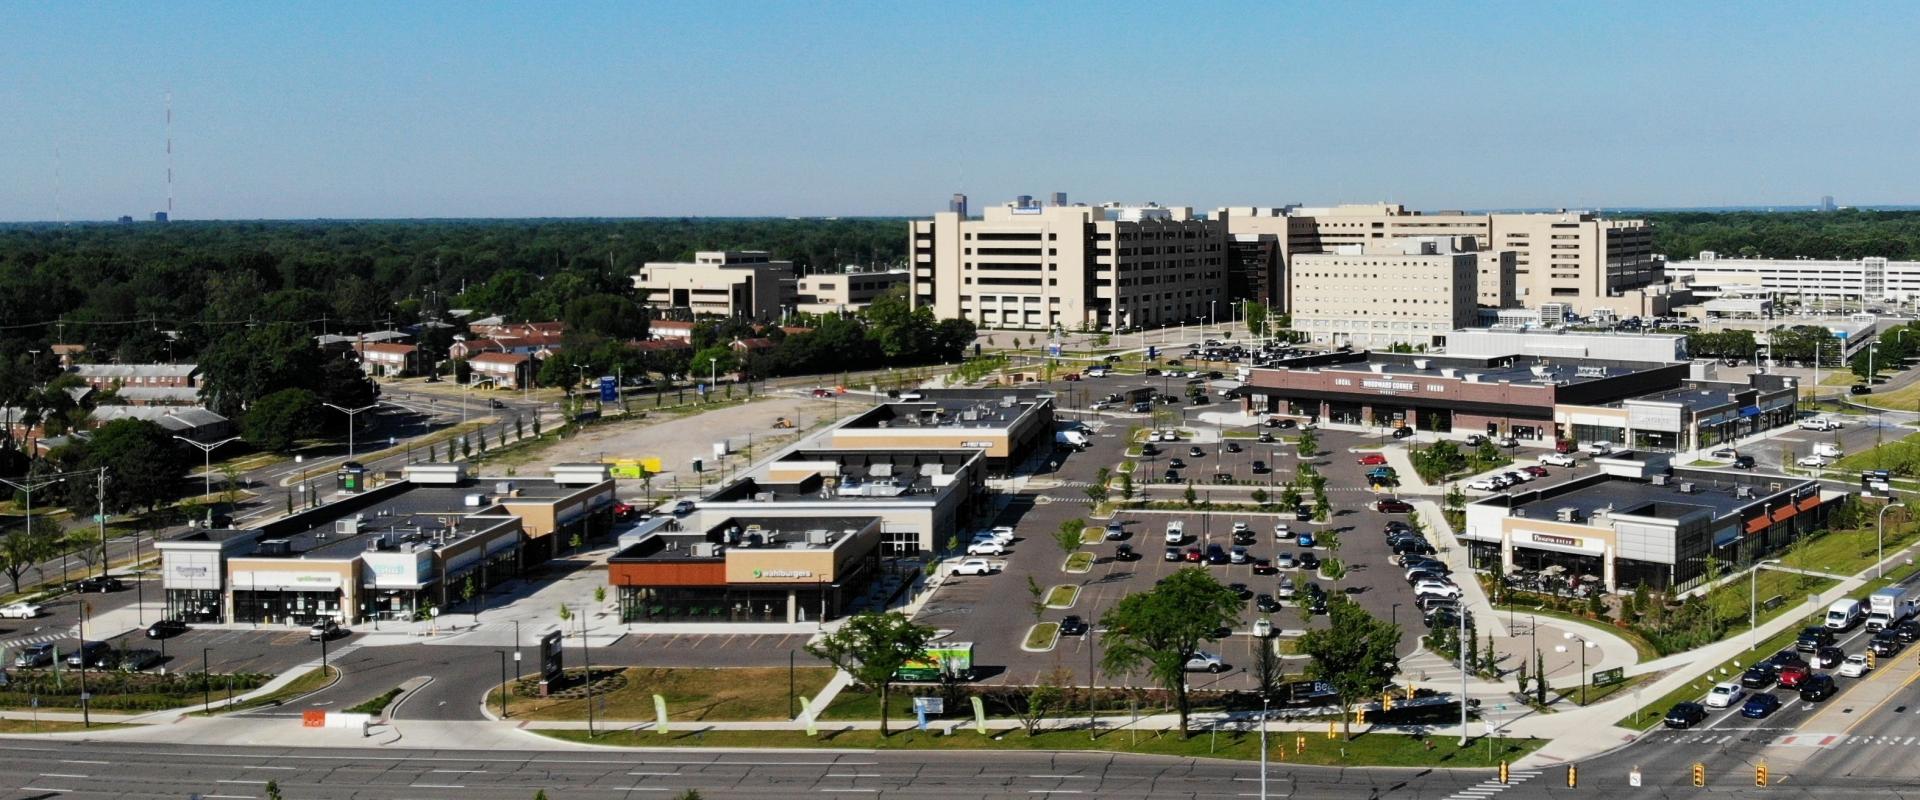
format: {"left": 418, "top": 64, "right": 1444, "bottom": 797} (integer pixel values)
{"left": 502, "top": 393, "right": 852, "bottom": 496}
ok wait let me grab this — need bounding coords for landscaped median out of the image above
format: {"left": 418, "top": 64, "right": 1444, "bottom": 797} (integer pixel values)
{"left": 535, "top": 726, "right": 1544, "bottom": 768}
{"left": 1063, "top": 552, "right": 1095, "bottom": 573}
{"left": 1043, "top": 584, "right": 1079, "bottom": 609}
{"left": 487, "top": 666, "right": 835, "bottom": 722}
{"left": 1022, "top": 623, "right": 1060, "bottom": 652}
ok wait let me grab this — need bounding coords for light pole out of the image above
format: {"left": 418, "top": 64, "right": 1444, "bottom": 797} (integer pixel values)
{"left": 1560, "top": 631, "right": 1595, "bottom": 704}
{"left": 1878, "top": 502, "right": 1907, "bottom": 579}
{"left": 322, "top": 402, "right": 382, "bottom": 460}
{"left": 1750, "top": 558, "right": 1784, "bottom": 650}
{"left": 172, "top": 435, "right": 243, "bottom": 504}
{"left": 202, "top": 647, "right": 212, "bottom": 712}
{"left": 496, "top": 649, "right": 511, "bottom": 718}
{"left": 1259, "top": 695, "right": 1269, "bottom": 800}
{"left": 1457, "top": 589, "right": 1468, "bottom": 746}
{"left": 709, "top": 357, "right": 718, "bottom": 401}
{"left": 0, "top": 474, "right": 65, "bottom": 577}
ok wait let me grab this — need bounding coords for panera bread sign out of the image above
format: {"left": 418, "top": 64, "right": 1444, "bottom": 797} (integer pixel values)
{"left": 1530, "top": 533, "right": 1582, "bottom": 548}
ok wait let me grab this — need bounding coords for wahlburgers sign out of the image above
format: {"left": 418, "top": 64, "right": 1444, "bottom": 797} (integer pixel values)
{"left": 752, "top": 568, "right": 814, "bottom": 579}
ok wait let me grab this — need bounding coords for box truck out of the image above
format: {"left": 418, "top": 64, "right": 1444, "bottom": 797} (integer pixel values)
{"left": 1866, "top": 586, "right": 1916, "bottom": 631}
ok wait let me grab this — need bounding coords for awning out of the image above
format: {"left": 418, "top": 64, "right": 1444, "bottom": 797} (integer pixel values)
{"left": 1739, "top": 406, "right": 1762, "bottom": 418}
{"left": 1798, "top": 496, "right": 1821, "bottom": 512}
{"left": 1745, "top": 516, "right": 1770, "bottom": 534}
{"left": 1771, "top": 505, "right": 1798, "bottom": 523}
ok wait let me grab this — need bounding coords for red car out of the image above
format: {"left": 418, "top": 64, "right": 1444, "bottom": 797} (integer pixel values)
{"left": 612, "top": 501, "right": 637, "bottom": 521}
{"left": 1063, "top": 373, "right": 1081, "bottom": 381}
{"left": 1183, "top": 547, "right": 1204, "bottom": 562}
{"left": 1251, "top": 559, "right": 1277, "bottom": 575}
{"left": 1376, "top": 499, "right": 1414, "bottom": 514}
{"left": 1777, "top": 664, "right": 1809, "bottom": 688}
{"left": 1523, "top": 465, "right": 1550, "bottom": 477}
{"left": 1357, "top": 454, "right": 1389, "bottom": 466}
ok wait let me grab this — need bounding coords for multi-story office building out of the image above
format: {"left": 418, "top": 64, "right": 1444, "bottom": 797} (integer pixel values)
{"left": 794, "top": 269, "right": 909, "bottom": 316}
{"left": 1226, "top": 234, "right": 1284, "bottom": 310}
{"left": 1219, "top": 204, "right": 1662, "bottom": 316}
{"left": 632, "top": 251, "right": 797, "bottom": 320}
{"left": 1288, "top": 238, "right": 1480, "bottom": 348}
{"left": 1666, "top": 251, "right": 1920, "bottom": 304}
{"left": 909, "top": 198, "right": 1227, "bottom": 332}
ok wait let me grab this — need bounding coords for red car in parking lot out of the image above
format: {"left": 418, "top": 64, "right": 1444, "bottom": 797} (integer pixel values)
{"left": 1376, "top": 499, "right": 1414, "bottom": 513}
{"left": 1357, "top": 454, "right": 1388, "bottom": 466}
{"left": 1184, "top": 547, "right": 1204, "bottom": 562}
{"left": 1523, "top": 465, "right": 1550, "bottom": 478}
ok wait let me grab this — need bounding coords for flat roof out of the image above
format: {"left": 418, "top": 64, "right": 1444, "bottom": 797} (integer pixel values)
{"left": 1627, "top": 384, "right": 1745, "bottom": 412}
{"left": 840, "top": 396, "right": 1044, "bottom": 432}
{"left": 613, "top": 515, "right": 878, "bottom": 563}
{"left": 1502, "top": 468, "right": 1810, "bottom": 523}
{"left": 1330, "top": 354, "right": 1660, "bottom": 386}
{"left": 706, "top": 449, "right": 978, "bottom": 503}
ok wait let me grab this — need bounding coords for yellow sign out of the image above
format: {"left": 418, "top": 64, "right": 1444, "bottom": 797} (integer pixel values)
{"left": 606, "top": 457, "right": 663, "bottom": 478}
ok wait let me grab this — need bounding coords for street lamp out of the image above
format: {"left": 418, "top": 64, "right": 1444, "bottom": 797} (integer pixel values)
{"left": 462, "top": 375, "right": 496, "bottom": 424}
{"left": 322, "top": 402, "right": 381, "bottom": 461}
{"left": 1749, "top": 558, "right": 1784, "bottom": 650}
{"left": 202, "top": 647, "right": 213, "bottom": 712}
{"left": 1259, "top": 695, "right": 1269, "bottom": 800}
{"left": 0, "top": 474, "right": 66, "bottom": 576}
{"left": 171, "top": 436, "right": 243, "bottom": 522}
{"left": 709, "top": 357, "right": 719, "bottom": 401}
{"left": 1559, "top": 631, "right": 1596, "bottom": 704}
{"left": 1878, "top": 502, "right": 1907, "bottom": 579}
{"left": 496, "top": 649, "right": 511, "bottom": 718}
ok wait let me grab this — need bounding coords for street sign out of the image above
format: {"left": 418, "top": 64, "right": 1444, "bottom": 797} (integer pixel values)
{"left": 1592, "top": 667, "right": 1625, "bottom": 687}
{"left": 1047, "top": 343, "right": 1062, "bottom": 357}
{"left": 599, "top": 376, "right": 618, "bottom": 403}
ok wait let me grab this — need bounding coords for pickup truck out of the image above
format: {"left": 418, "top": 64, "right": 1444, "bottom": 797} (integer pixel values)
{"left": 1540, "top": 453, "right": 1578, "bottom": 467}
{"left": 1799, "top": 417, "right": 1843, "bottom": 432}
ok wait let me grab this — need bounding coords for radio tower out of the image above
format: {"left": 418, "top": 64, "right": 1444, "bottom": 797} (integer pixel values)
{"left": 164, "top": 89, "right": 174, "bottom": 221}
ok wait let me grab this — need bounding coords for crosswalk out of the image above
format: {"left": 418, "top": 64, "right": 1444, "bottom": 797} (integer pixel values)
{"left": 0, "top": 626, "right": 80, "bottom": 648}
{"left": 1768, "top": 732, "right": 1920, "bottom": 748}
{"left": 1441, "top": 768, "right": 1539, "bottom": 800}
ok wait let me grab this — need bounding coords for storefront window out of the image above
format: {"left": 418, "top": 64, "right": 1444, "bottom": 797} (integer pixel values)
{"left": 233, "top": 589, "right": 345, "bottom": 625}
{"left": 167, "top": 589, "right": 223, "bottom": 623}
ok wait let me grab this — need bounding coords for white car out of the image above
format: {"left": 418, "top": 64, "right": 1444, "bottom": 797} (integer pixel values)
{"left": 1840, "top": 653, "right": 1872, "bottom": 677}
{"left": 951, "top": 558, "right": 995, "bottom": 576}
{"left": 965, "top": 541, "right": 1006, "bottom": 556}
{"left": 0, "top": 602, "right": 41, "bottom": 619}
{"left": 1467, "top": 478, "right": 1501, "bottom": 491}
{"left": 1183, "top": 651, "right": 1225, "bottom": 673}
{"left": 1796, "top": 455, "right": 1830, "bottom": 468}
{"left": 1705, "top": 681, "right": 1745, "bottom": 709}
{"left": 973, "top": 529, "right": 1014, "bottom": 546}
{"left": 1583, "top": 441, "right": 1615, "bottom": 455}
{"left": 671, "top": 499, "right": 696, "bottom": 516}
{"left": 1085, "top": 367, "right": 1110, "bottom": 378}
{"left": 1540, "top": 453, "right": 1577, "bottom": 467}
{"left": 1232, "top": 521, "right": 1250, "bottom": 534}
{"left": 1164, "top": 521, "right": 1186, "bottom": 544}
{"left": 1272, "top": 523, "right": 1290, "bottom": 540}
{"left": 1413, "top": 580, "right": 1461, "bottom": 599}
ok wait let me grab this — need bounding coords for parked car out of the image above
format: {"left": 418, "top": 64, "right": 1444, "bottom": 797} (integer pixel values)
{"left": 1663, "top": 702, "right": 1708, "bottom": 729}
{"left": 1467, "top": 477, "right": 1502, "bottom": 491}
{"left": 0, "top": 602, "right": 43, "bottom": 619}
{"left": 310, "top": 619, "right": 344, "bottom": 641}
{"left": 1296, "top": 530, "right": 1316, "bottom": 548}
{"left": 1540, "top": 453, "right": 1577, "bottom": 467}
{"left": 1205, "top": 544, "right": 1229, "bottom": 565}
{"left": 1733, "top": 455, "right": 1756, "bottom": 469}
{"left": 1356, "top": 454, "right": 1389, "bottom": 466}
{"left": 146, "top": 618, "right": 189, "bottom": 639}
{"left": 1413, "top": 580, "right": 1460, "bottom": 599}
{"left": 1298, "top": 553, "right": 1320, "bottom": 571}
{"left": 1799, "top": 673, "right": 1838, "bottom": 702}
{"left": 12, "top": 643, "right": 54, "bottom": 668}
{"left": 1256, "top": 594, "right": 1282, "bottom": 613}
{"left": 671, "top": 499, "right": 696, "bottom": 516}
{"left": 1059, "top": 615, "right": 1089, "bottom": 636}
{"left": 966, "top": 540, "right": 1006, "bottom": 556}
{"left": 1277, "top": 578, "right": 1297, "bottom": 600}
{"left": 1104, "top": 522, "right": 1126, "bottom": 540}
{"left": 1704, "top": 682, "right": 1744, "bottom": 709}
{"left": 1184, "top": 547, "right": 1204, "bottom": 563}
{"left": 1740, "top": 692, "right": 1782, "bottom": 719}
{"left": 1522, "top": 465, "right": 1550, "bottom": 478}
{"left": 1226, "top": 582, "right": 1254, "bottom": 601}
{"left": 1230, "top": 546, "right": 1251, "bottom": 564}
{"left": 1274, "top": 552, "right": 1297, "bottom": 569}
{"left": 1184, "top": 652, "right": 1225, "bottom": 673}
{"left": 1251, "top": 558, "right": 1276, "bottom": 575}
{"left": 66, "top": 641, "right": 113, "bottom": 669}
{"left": 1114, "top": 543, "right": 1139, "bottom": 562}
{"left": 1375, "top": 499, "right": 1414, "bottom": 513}
{"left": 1796, "top": 455, "right": 1830, "bottom": 468}
{"left": 1189, "top": 446, "right": 1206, "bottom": 458}
{"left": 1840, "top": 653, "right": 1873, "bottom": 677}
{"left": 119, "top": 648, "right": 164, "bottom": 672}
{"left": 75, "top": 575, "right": 124, "bottom": 593}
{"left": 1164, "top": 547, "right": 1182, "bottom": 562}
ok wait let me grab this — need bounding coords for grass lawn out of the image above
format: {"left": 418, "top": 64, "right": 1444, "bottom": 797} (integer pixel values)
{"left": 1024, "top": 623, "right": 1060, "bottom": 651}
{"left": 1833, "top": 431, "right": 1920, "bottom": 473}
{"left": 538, "top": 727, "right": 1544, "bottom": 768}
{"left": 1860, "top": 378, "right": 1920, "bottom": 411}
{"left": 820, "top": 686, "right": 920, "bottom": 721}
{"left": 1617, "top": 622, "right": 1802, "bottom": 730}
{"left": 1553, "top": 672, "right": 1654, "bottom": 707}
{"left": 1820, "top": 371, "right": 1862, "bottom": 386}
{"left": 0, "top": 720, "right": 134, "bottom": 734}
{"left": 1788, "top": 523, "right": 1920, "bottom": 579}
{"left": 1686, "top": 459, "right": 1723, "bottom": 467}
{"left": 492, "top": 667, "right": 834, "bottom": 722}
{"left": 1044, "top": 585, "right": 1078, "bottom": 608}
{"left": 1064, "top": 552, "right": 1094, "bottom": 573}
{"left": 205, "top": 666, "right": 337, "bottom": 715}
{"left": 1078, "top": 526, "right": 1105, "bottom": 545}
{"left": 345, "top": 687, "right": 403, "bottom": 715}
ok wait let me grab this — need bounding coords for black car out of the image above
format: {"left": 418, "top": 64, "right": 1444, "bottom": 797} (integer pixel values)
{"left": 1114, "top": 544, "right": 1140, "bottom": 562}
{"left": 1796, "top": 626, "right": 1836, "bottom": 653}
{"left": 1277, "top": 419, "right": 1298, "bottom": 429}
{"left": 1189, "top": 447, "right": 1206, "bottom": 458}
{"left": 1298, "top": 552, "right": 1320, "bottom": 571}
{"left": 1815, "top": 645, "right": 1845, "bottom": 669}
{"left": 1663, "top": 702, "right": 1708, "bottom": 729}
{"left": 1226, "top": 442, "right": 1242, "bottom": 453}
{"left": 1869, "top": 631, "right": 1905, "bottom": 657}
{"left": 1393, "top": 540, "right": 1436, "bottom": 557}
{"left": 1308, "top": 593, "right": 1329, "bottom": 615}
{"left": 1852, "top": 384, "right": 1873, "bottom": 395}
{"left": 76, "top": 575, "right": 124, "bottom": 593}
{"left": 1464, "top": 434, "right": 1487, "bottom": 447}
{"left": 1256, "top": 594, "right": 1282, "bottom": 613}
{"left": 65, "top": 641, "right": 113, "bottom": 669}
{"left": 1894, "top": 619, "right": 1920, "bottom": 644}
{"left": 1767, "top": 650, "right": 1809, "bottom": 671}
{"left": 1417, "top": 594, "right": 1458, "bottom": 612}
{"left": 1059, "top": 615, "right": 1089, "bottom": 636}
{"left": 1740, "top": 665, "right": 1777, "bottom": 689}
{"left": 1384, "top": 521, "right": 1412, "bottom": 534}
{"left": 1163, "top": 470, "right": 1181, "bottom": 483}
{"left": 1205, "top": 544, "right": 1229, "bottom": 565}
{"left": 1294, "top": 505, "right": 1313, "bottom": 522}
{"left": 1232, "top": 530, "right": 1258, "bottom": 546}
{"left": 1167, "top": 457, "right": 1187, "bottom": 469}
{"left": 1251, "top": 460, "right": 1269, "bottom": 473}
{"left": 1733, "top": 455, "right": 1756, "bottom": 469}
{"left": 1798, "top": 673, "right": 1838, "bottom": 702}
{"left": 1406, "top": 569, "right": 1448, "bottom": 585}
{"left": 146, "top": 618, "right": 189, "bottom": 639}
{"left": 1141, "top": 443, "right": 1160, "bottom": 456}
{"left": 1213, "top": 472, "right": 1234, "bottom": 484}
{"left": 1227, "top": 582, "right": 1254, "bottom": 601}
{"left": 1376, "top": 499, "right": 1414, "bottom": 514}
{"left": 1425, "top": 608, "right": 1460, "bottom": 629}
{"left": 1258, "top": 432, "right": 1276, "bottom": 443}
{"left": 1392, "top": 427, "right": 1414, "bottom": 439}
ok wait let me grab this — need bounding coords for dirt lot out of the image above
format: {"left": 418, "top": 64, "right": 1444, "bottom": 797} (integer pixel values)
{"left": 505, "top": 393, "right": 853, "bottom": 495}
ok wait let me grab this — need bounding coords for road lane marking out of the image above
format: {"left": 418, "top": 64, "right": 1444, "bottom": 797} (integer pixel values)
{"left": 39, "top": 773, "right": 88, "bottom": 779}
{"left": 21, "top": 788, "right": 71, "bottom": 794}
{"left": 58, "top": 761, "right": 108, "bottom": 765}
{"left": 218, "top": 779, "right": 269, "bottom": 784}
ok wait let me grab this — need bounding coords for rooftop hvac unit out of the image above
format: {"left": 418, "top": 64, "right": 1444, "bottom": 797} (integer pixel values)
{"left": 1678, "top": 482, "right": 1696, "bottom": 494}
{"left": 464, "top": 493, "right": 486, "bottom": 507}
{"left": 495, "top": 481, "right": 515, "bottom": 494}
{"left": 691, "top": 542, "right": 722, "bottom": 558}
{"left": 1555, "top": 507, "right": 1582, "bottom": 522}
{"left": 1736, "top": 485, "right": 1754, "bottom": 499}
{"left": 1530, "top": 365, "right": 1551, "bottom": 377}
{"left": 334, "top": 515, "right": 362, "bottom": 535}
{"left": 807, "top": 529, "right": 831, "bottom": 545}
{"left": 1369, "top": 363, "right": 1387, "bottom": 374}
{"left": 1651, "top": 474, "right": 1670, "bottom": 486}
{"left": 1440, "top": 367, "right": 1457, "bottom": 378}
{"left": 258, "top": 539, "right": 293, "bottom": 556}
{"left": 1412, "top": 359, "right": 1431, "bottom": 370}
{"left": 755, "top": 492, "right": 776, "bottom": 502}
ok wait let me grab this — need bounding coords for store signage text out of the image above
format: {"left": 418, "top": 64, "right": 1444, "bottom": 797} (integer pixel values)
{"left": 1531, "top": 533, "right": 1581, "bottom": 547}
{"left": 753, "top": 569, "right": 814, "bottom": 579}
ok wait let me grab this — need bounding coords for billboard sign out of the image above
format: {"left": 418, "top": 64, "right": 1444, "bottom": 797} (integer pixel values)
{"left": 599, "top": 376, "right": 618, "bottom": 403}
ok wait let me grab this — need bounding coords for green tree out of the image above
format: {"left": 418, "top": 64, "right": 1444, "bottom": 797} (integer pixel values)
{"left": 242, "top": 388, "right": 322, "bottom": 452}
{"left": 804, "top": 611, "right": 936, "bottom": 737}
{"left": 1053, "top": 519, "right": 1085, "bottom": 556}
{"left": 1098, "top": 567, "right": 1244, "bottom": 735}
{"left": 50, "top": 419, "right": 190, "bottom": 513}
{"left": 1251, "top": 635, "right": 1285, "bottom": 702}
{"left": 1297, "top": 597, "right": 1401, "bottom": 740}
{"left": 1183, "top": 482, "right": 1198, "bottom": 507}
{"left": 1027, "top": 576, "right": 1046, "bottom": 622}
{"left": 1279, "top": 483, "right": 1302, "bottom": 510}
{"left": 1296, "top": 429, "right": 1318, "bottom": 458}
{"left": 0, "top": 525, "right": 59, "bottom": 594}
{"left": 1119, "top": 472, "right": 1135, "bottom": 502}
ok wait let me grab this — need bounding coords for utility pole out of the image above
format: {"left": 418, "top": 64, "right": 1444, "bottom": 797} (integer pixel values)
{"left": 96, "top": 468, "right": 108, "bottom": 579}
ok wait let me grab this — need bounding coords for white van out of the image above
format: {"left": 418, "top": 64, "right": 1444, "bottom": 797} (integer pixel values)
{"left": 1800, "top": 417, "right": 1841, "bottom": 432}
{"left": 1164, "top": 520, "right": 1186, "bottom": 544}
{"left": 1825, "top": 598, "right": 1864, "bottom": 630}
{"left": 1055, "top": 430, "right": 1090, "bottom": 449}
{"left": 1814, "top": 442, "right": 1843, "bottom": 459}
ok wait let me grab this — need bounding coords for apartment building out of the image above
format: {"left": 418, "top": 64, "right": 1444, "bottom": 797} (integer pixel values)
{"left": 794, "top": 269, "right": 909, "bottom": 315}
{"left": 909, "top": 199, "right": 1227, "bottom": 332}
{"left": 71, "top": 363, "right": 199, "bottom": 390}
{"left": 632, "top": 251, "right": 797, "bottom": 320}
{"left": 1220, "top": 204, "right": 1661, "bottom": 316}
{"left": 1288, "top": 238, "right": 1480, "bottom": 348}
{"left": 1665, "top": 251, "right": 1920, "bottom": 304}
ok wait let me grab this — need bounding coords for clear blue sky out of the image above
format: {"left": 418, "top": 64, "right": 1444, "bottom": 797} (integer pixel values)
{"left": 5, "top": 1, "right": 1917, "bottom": 220}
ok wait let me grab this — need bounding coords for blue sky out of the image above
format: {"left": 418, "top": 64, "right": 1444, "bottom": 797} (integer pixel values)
{"left": 4, "top": 2, "right": 1916, "bottom": 220}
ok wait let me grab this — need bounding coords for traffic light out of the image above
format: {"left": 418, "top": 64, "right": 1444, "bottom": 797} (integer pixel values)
{"left": 1868, "top": 652, "right": 1877, "bottom": 669}
{"left": 1295, "top": 734, "right": 1306, "bottom": 754}
{"left": 1692, "top": 762, "right": 1706, "bottom": 787}
{"left": 1499, "top": 761, "right": 1510, "bottom": 784}
{"left": 1327, "top": 721, "right": 1337, "bottom": 739}
{"left": 1756, "top": 764, "right": 1768, "bottom": 787}
{"left": 1567, "top": 764, "right": 1577, "bottom": 788}
{"left": 1356, "top": 708, "right": 1368, "bottom": 724}
{"left": 1383, "top": 692, "right": 1395, "bottom": 711}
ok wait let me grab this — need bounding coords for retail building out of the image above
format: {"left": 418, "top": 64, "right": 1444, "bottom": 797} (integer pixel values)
{"left": 691, "top": 448, "right": 986, "bottom": 557}
{"left": 607, "top": 515, "right": 884, "bottom": 624}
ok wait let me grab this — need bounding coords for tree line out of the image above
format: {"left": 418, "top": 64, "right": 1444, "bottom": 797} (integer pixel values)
{"left": 1645, "top": 209, "right": 1920, "bottom": 262}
